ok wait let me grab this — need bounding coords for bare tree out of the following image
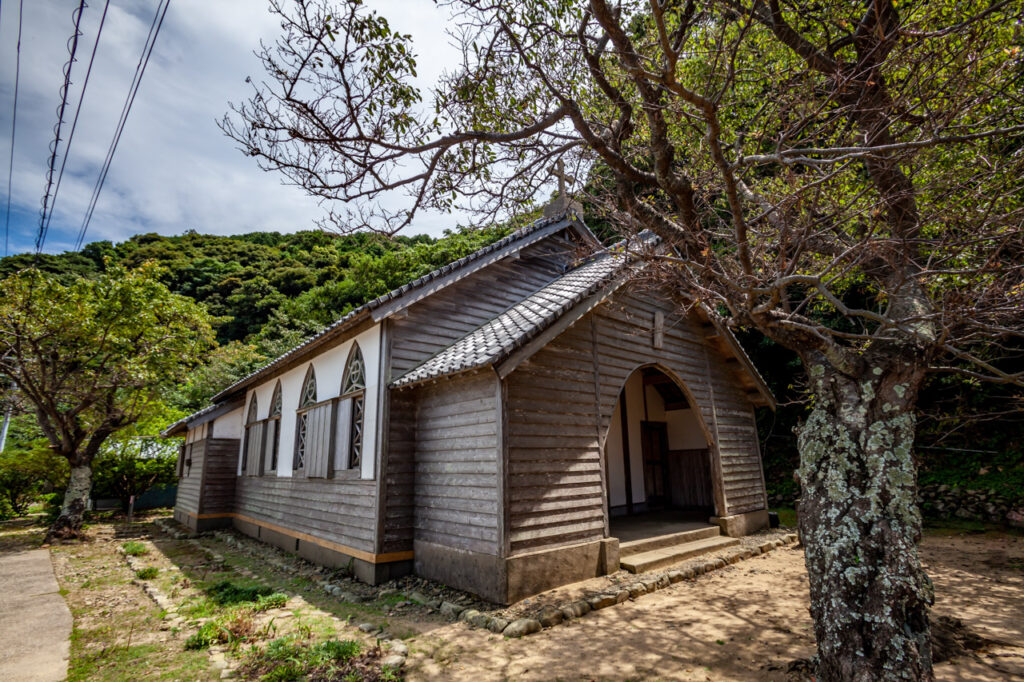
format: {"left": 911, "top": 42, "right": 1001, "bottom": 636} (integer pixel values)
{"left": 223, "top": 1, "right": 1024, "bottom": 678}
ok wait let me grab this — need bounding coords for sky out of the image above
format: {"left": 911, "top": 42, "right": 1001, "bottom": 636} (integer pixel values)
{"left": 0, "top": 0, "right": 465, "bottom": 256}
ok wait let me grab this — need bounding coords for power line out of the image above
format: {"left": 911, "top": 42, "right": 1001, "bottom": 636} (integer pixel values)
{"left": 37, "top": 0, "right": 88, "bottom": 252}
{"left": 42, "top": 0, "right": 111, "bottom": 248}
{"left": 2, "top": 0, "right": 24, "bottom": 258}
{"left": 75, "top": 0, "right": 171, "bottom": 252}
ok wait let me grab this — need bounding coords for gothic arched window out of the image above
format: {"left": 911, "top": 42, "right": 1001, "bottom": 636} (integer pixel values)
{"left": 294, "top": 367, "right": 317, "bottom": 471}
{"left": 264, "top": 381, "right": 282, "bottom": 473}
{"left": 338, "top": 344, "right": 366, "bottom": 470}
{"left": 241, "top": 395, "right": 260, "bottom": 475}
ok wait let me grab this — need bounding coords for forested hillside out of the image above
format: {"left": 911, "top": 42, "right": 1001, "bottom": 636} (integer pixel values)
{"left": 0, "top": 226, "right": 511, "bottom": 410}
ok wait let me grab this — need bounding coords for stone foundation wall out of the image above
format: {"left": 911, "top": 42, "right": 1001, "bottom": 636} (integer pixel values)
{"left": 917, "top": 484, "right": 1024, "bottom": 526}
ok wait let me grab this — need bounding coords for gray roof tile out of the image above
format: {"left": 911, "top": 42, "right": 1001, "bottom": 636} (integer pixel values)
{"left": 391, "top": 250, "right": 632, "bottom": 388}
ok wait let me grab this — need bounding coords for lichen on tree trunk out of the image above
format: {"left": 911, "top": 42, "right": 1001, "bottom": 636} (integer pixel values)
{"left": 47, "top": 464, "right": 92, "bottom": 541}
{"left": 798, "top": 360, "right": 934, "bottom": 681}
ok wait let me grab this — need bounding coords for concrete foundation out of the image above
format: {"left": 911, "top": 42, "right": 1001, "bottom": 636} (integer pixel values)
{"left": 173, "top": 509, "right": 232, "bottom": 533}
{"left": 414, "top": 540, "right": 507, "bottom": 604}
{"left": 710, "top": 509, "right": 770, "bottom": 537}
{"left": 232, "top": 518, "right": 410, "bottom": 585}
{"left": 505, "top": 537, "right": 619, "bottom": 604}
{"left": 415, "top": 537, "right": 620, "bottom": 605}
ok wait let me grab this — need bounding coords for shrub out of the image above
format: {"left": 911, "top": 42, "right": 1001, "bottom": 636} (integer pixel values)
{"left": 122, "top": 541, "right": 148, "bottom": 556}
{"left": 135, "top": 567, "right": 158, "bottom": 580}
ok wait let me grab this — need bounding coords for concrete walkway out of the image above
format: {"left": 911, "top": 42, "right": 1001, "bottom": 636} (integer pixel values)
{"left": 0, "top": 549, "right": 72, "bottom": 681}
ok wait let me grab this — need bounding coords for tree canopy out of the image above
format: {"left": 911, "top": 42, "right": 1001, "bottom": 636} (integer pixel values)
{"left": 0, "top": 264, "right": 215, "bottom": 536}
{"left": 221, "top": 1, "right": 1024, "bottom": 678}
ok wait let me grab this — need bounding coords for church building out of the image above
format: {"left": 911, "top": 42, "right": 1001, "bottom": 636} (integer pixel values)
{"left": 164, "top": 210, "right": 774, "bottom": 604}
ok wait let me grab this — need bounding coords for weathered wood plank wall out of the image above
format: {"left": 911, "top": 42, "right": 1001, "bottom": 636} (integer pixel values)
{"left": 200, "top": 438, "right": 239, "bottom": 514}
{"left": 390, "top": 237, "right": 578, "bottom": 378}
{"left": 505, "top": 286, "right": 766, "bottom": 554}
{"left": 233, "top": 476, "right": 378, "bottom": 552}
{"left": 174, "top": 440, "right": 203, "bottom": 514}
{"left": 382, "top": 387, "right": 417, "bottom": 554}
{"left": 410, "top": 372, "right": 501, "bottom": 555}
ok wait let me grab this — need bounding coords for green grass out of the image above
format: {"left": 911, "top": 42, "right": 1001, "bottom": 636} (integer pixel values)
{"left": 121, "top": 541, "right": 148, "bottom": 556}
{"left": 205, "top": 579, "right": 273, "bottom": 605}
{"left": 240, "top": 636, "right": 367, "bottom": 680}
{"left": 770, "top": 507, "right": 798, "bottom": 528}
{"left": 135, "top": 567, "right": 159, "bottom": 580}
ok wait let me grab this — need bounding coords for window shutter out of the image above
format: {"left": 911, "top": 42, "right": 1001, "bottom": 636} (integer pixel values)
{"left": 334, "top": 397, "right": 353, "bottom": 473}
{"left": 245, "top": 422, "right": 264, "bottom": 476}
{"left": 305, "top": 403, "right": 333, "bottom": 478}
{"left": 263, "top": 420, "right": 278, "bottom": 474}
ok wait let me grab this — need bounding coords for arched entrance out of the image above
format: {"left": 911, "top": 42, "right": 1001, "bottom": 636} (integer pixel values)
{"left": 604, "top": 366, "right": 716, "bottom": 540}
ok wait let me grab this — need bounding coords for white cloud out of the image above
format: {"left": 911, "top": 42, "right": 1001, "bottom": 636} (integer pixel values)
{"left": 0, "top": 0, "right": 466, "bottom": 256}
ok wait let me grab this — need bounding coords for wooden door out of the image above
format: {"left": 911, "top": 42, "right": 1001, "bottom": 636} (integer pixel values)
{"left": 640, "top": 421, "right": 669, "bottom": 507}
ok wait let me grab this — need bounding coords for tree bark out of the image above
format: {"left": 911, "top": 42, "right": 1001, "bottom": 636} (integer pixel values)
{"left": 798, "top": 358, "right": 935, "bottom": 681}
{"left": 47, "top": 464, "right": 92, "bottom": 541}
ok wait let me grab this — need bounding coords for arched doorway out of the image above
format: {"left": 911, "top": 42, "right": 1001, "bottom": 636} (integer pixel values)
{"left": 604, "top": 366, "right": 716, "bottom": 539}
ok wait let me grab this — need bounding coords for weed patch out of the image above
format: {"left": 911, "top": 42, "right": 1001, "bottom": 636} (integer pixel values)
{"left": 121, "top": 541, "right": 148, "bottom": 556}
{"left": 206, "top": 579, "right": 273, "bottom": 605}
{"left": 240, "top": 636, "right": 399, "bottom": 681}
{"left": 134, "top": 567, "right": 159, "bottom": 580}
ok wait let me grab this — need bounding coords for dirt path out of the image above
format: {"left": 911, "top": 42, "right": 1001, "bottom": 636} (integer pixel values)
{"left": 0, "top": 549, "right": 73, "bottom": 682}
{"left": 403, "top": 532, "right": 1024, "bottom": 681}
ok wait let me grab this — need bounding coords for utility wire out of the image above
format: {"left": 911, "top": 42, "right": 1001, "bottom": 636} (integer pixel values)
{"left": 75, "top": 0, "right": 171, "bottom": 252}
{"left": 37, "top": 0, "right": 88, "bottom": 252}
{"left": 42, "top": 0, "right": 111, "bottom": 248}
{"left": 2, "top": 0, "right": 24, "bottom": 258}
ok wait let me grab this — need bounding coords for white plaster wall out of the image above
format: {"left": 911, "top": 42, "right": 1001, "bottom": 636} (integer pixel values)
{"left": 242, "top": 323, "right": 382, "bottom": 479}
{"left": 666, "top": 408, "right": 706, "bottom": 450}
{"left": 213, "top": 407, "right": 243, "bottom": 439}
{"left": 185, "top": 422, "right": 207, "bottom": 444}
{"left": 604, "top": 372, "right": 646, "bottom": 507}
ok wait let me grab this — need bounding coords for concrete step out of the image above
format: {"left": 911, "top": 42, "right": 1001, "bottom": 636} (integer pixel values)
{"left": 620, "top": 535, "right": 740, "bottom": 573}
{"left": 618, "top": 525, "right": 722, "bottom": 556}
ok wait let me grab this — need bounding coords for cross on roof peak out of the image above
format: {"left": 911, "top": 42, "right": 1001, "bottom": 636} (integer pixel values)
{"left": 550, "top": 159, "right": 575, "bottom": 197}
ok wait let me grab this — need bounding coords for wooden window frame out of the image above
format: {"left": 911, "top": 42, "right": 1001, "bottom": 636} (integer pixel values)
{"left": 294, "top": 366, "right": 318, "bottom": 474}
{"left": 263, "top": 381, "right": 283, "bottom": 475}
{"left": 241, "top": 395, "right": 259, "bottom": 477}
{"left": 337, "top": 344, "right": 366, "bottom": 474}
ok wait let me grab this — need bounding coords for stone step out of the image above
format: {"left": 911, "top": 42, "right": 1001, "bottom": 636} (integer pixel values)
{"left": 619, "top": 535, "right": 740, "bottom": 573}
{"left": 618, "top": 525, "right": 722, "bottom": 556}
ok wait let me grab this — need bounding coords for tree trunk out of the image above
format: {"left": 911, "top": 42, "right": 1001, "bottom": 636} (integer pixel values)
{"left": 798, "top": 359, "right": 934, "bottom": 681}
{"left": 47, "top": 464, "right": 92, "bottom": 541}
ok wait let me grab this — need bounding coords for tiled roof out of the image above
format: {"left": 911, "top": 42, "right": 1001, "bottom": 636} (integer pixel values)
{"left": 210, "top": 213, "right": 579, "bottom": 402}
{"left": 391, "top": 249, "right": 634, "bottom": 388}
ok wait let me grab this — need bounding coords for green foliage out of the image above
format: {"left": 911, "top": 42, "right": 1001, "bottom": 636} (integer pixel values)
{"left": 184, "top": 621, "right": 226, "bottom": 650}
{"left": 0, "top": 442, "right": 68, "bottom": 517}
{"left": 243, "top": 636, "right": 364, "bottom": 681}
{"left": 122, "top": 541, "right": 148, "bottom": 556}
{"left": 91, "top": 414, "right": 181, "bottom": 510}
{"left": 205, "top": 579, "right": 274, "bottom": 606}
{"left": 254, "top": 592, "right": 289, "bottom": 611}
{"left": 135, "top": 567, "right": 159, "bottom": 580}
{"left": 0, "top": 264, "right": 214, "bottom": 458}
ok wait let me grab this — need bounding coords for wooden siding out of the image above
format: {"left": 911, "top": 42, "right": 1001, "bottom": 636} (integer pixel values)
{"left": 382, "top": 388, "right": 417, "bottom": 553}
{"left": 411, "top": 372, "right": 501, "bottom": 555}
{"left": 505, "top": 287, "right": 766, "bottom": 555}
{"left": 200, "top": 438, "right": 239, "bottom": 514}
{"left": 175, "top": 441, "right": 204, "bottom": 514}
{"left": 234, "top": 475, "right": 378, "bottom": 553}
{"left": 389, "top": 235, "right": 581, "bottom": 379}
